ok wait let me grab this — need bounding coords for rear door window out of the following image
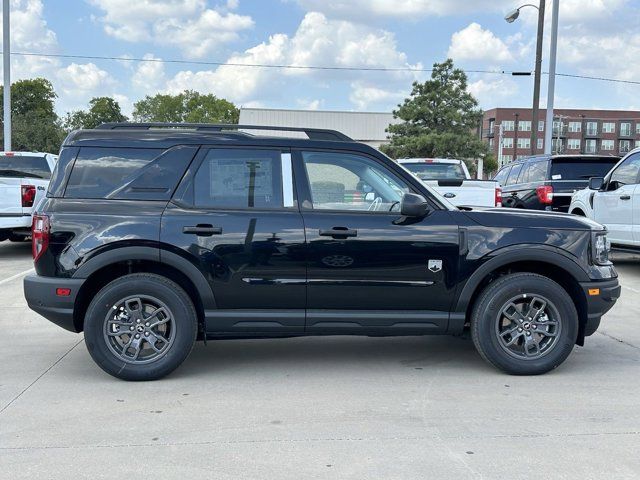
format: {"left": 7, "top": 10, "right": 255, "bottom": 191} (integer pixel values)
{"left": 0, "top": 155, "right": 51, "bottom": 179}
{"left": 506, "top": 164, "right": 523, "bottom": 185}
{"left": 520, "top": 160, "right": 548, "bottom": 183}
{"left": 550, "top": 158, "right": 619, "bottom": 180}
{"left": 493, "top": 166, "right": 510, "bottom": 185}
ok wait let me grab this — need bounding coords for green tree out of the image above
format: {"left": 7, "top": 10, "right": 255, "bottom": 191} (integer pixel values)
{"left": 133, "top": 90, "right": 239, "bottom": 124}
{"left": 0, "top": 78, "right": 64, "bottom": 153}
{"left": 64, "top": 96, "right": 128, "bottom": 131}
{"left": 381, "top": 59, "right": 490, "bottom": 172}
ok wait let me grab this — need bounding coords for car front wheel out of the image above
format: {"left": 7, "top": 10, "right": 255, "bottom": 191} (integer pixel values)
{"left": 471, "top": 273, "right": 578, "bottom": 375}
{"left": 84, "top": 273, "right": 198, "bottom": 381}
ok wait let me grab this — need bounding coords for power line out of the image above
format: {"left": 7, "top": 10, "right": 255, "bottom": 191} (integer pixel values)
{"left": 2, "top": 51, "right": 640, "bottom": 86}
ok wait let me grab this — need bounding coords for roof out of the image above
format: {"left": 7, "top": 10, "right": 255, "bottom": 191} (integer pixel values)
{"left": 239, "top": 108, "right": 398, "bottom": 142}
{"left": 397, "top": 158, "right": 463, "bottom": 164}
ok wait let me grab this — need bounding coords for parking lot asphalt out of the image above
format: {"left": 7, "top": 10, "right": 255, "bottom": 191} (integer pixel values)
{"left": 1, "top": 241, "right": 639, "bottom": 479}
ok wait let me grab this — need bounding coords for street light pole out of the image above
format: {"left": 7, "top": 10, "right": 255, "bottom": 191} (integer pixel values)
{"left": 544, "top": 0, "right": 559, "bottom": 155}
{"left": 531, "top": 0, "right": 544, "bottom": 154}
{"left": 2, "top": 0, "right": 10, "bottom": 151}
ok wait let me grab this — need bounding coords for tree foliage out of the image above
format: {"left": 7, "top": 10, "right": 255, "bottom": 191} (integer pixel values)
{"left": 132, "top": 90, "right": 239, "bottom": 124}
{"left": 64, "top": 96, "right": 128, "bottom": 131}
{"left": 381, "top": 59, "right": 490, "bottom": 171}
{"left": 0, "top": 78, "right": 64, "bottom": 153}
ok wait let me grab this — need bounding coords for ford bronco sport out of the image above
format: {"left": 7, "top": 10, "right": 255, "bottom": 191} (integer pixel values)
{"left": 24, "top": 123, "right": 620, "bottom": 380}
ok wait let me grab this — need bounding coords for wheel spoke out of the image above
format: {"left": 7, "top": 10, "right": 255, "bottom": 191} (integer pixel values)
{"left": 146, "top": 307, "right": 170, "bottom": 327}
{"left": 503, "top": 331, "right": 523, "bottom": 347}
{"left": 525, "top": 297, "right": 547, "bottom": 322}
{"left": 523, "top": 334, "right": 541, "bottom": 358}
{"left": 502, "top": 303, "right": 524, "bottom": 322}
{"left": 124, "top": 298, "right": 143, "bottom": 318}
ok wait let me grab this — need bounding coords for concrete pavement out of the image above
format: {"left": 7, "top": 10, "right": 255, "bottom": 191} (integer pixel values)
{"left": 1, "top": 242, "right": 639, "bottom": 479}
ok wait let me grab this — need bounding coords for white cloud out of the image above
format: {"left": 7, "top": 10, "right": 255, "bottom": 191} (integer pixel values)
{"left": 296, "top": 98, "right": 322, "bottom": 110}
{"left": 467, "top": 75, "right": 519, "bottom": 109}
{"left": 349, "top": 81, "right": 407, "bottom": 110}
{"left": 131, "top": 54, "right": 166, "bottom": 92}
{"left": 448, "top": 23, "right": 512, "bottom": 63}
{"left": 87, "top": 0, "right": 254, "bottom": 58}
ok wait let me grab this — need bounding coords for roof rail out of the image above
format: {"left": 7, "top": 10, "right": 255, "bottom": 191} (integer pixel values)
{"left": 96, "top": 122, "right": 353, "bottom": 142}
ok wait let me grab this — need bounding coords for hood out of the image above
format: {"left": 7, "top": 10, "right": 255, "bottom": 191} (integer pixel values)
{"left": 460, "top": 206, "right": 604, "bottom": 231}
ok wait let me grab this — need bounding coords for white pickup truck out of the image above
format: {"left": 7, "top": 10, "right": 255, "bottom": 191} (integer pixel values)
{"left": 397, "top": 158, "right": 501, "bottom": 207}
{"left": 0, "top": 151, "right": 57, "bottom": 242}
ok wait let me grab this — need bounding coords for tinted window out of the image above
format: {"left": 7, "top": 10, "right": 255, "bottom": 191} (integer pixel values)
{"left": 506, "top": 164, "right": 523, "bottom": 185}
{"left": 610, "top": 153, "right": 640, "bottom": 186}
{"left": 550, "top": 158, "right": 619, "bottom": 180}
{"left": 303, "top": 151, "right": 409, "bottom": 212}
{"left": 194, "top": 149, "right": 283, "bottom": 209}
{"left": 65, "top": 148, "right": 161, "bottom": 198}
{"left": 493, "top": 167, "right": 510, "bottom": 185}
{"left": 520, "top": 160, "right": 548, "bottom": 183}
{"left": 0, "top": 155, "right": 51, "bottom": 179}
{"left": 402, "top": 162, "right": 465, "bottom": 180}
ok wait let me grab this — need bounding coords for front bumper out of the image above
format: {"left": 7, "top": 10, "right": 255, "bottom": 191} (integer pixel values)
{"left": 580, "top": 277, "right": 621, "bottom": 336}
{"left": 24, "top": 275, "right": 84, "bottom": 332}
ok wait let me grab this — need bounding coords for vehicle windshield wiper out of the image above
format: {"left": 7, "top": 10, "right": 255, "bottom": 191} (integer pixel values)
{"left": 0, "top": 169, "right": 43, "bottom": 179}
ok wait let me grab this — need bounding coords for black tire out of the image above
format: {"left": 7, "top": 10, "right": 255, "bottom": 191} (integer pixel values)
{"left": 471, "top": 273, "right": 578, "bottom": 375}
{"left": 84, "top": 273, "right": 198, "bottom": 381}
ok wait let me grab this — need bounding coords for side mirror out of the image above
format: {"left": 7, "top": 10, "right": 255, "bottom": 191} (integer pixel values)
{"left": 589, "top": 177, "right": 604, "bottom": 190}
{"left": 400, "top": 192, "right": 429, "bottom": 217}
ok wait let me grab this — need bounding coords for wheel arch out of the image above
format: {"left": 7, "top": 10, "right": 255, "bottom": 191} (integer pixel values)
{"left": 454, "top": 247, "right": 590, "bottom": 345}
{"left": 72, "top": 246, "right": 215, "bottom": 334}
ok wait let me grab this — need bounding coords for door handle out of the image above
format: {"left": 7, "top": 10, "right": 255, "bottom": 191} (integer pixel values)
{"left": 620, "top": 195, "right": 631, "bottom": 200}
{"left": 319, "top": 227, "right": 357, "bottom": 238}
{"left": 510, "top": 192, "right": 518, "bottom": 196}
{"left": 183, "top": 224, "right": 222, "bottom": 236}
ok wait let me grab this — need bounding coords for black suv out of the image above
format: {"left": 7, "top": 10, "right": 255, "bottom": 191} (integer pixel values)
{"left": 494, "top": 155, "right": 620, "bottom": 212}
{"left": 24, "top": 123, "right": 620, "bottom": 380}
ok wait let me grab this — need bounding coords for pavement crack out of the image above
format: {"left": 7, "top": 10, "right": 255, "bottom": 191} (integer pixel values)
{"left": 0, "top": 338, "right": 84, "bottom": 416}
{"left": 596, "top": 331, "right": 640, "bottom": 351}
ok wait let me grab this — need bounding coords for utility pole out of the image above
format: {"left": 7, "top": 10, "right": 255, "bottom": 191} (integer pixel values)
{"left": 544, "top": 0, "right": 559, "bottom": 155}
{"left": 2, "top": 0, "right": 10, "bottom": 151}
{"left": 530, "top": 0, "right": 545, "bottom": 155}
{"left": 514, "top": 113, "right": 519, "bottom": 160}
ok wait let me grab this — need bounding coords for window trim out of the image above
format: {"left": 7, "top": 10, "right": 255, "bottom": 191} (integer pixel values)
{"left": 172, "top": 145, "right": 297, "bottom": 212}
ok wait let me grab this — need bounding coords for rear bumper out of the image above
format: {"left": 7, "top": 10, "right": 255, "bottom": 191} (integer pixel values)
{"left": 580, "top": 277, "right": 621, "bottom": 336}
{"left": 24, "top": 275, "right": 84, "bottom": 332}
{"left": 0, "top": 214, "right": 31, "bottom": 230}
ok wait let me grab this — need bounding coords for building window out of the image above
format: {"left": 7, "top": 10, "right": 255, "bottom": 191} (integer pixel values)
{"left": 601, "top": 139, "right": 614, "bottom": 151}
{"left": 602, "top": 122, "right": 615, "bottom": 133}
{"left": 501, "top": 154, "right": 512, "bottom": 163}
{"left": 537, "top": 138, "right": 544, "bottom": 150}
{"left": 517, "top": 138, "right": 530, "bottom": 149}
{"left": 620, "top": 139, "right": 631, "bottom": 153}
{"left": 568, "top": 121, "right": 581, "bottom": 133}
{"left": 585, "top": 139, "right": 597, "bottom": 153}
{"left": 488, "top": 138, "right": 494, "bottom": 148}
{"left": 516, "top": 155, "right": 528, "bottom": 160}
{"left": 502, "top": 120, "right": 515, "bottom": 132}
{"left": 503, "top": 137, "right": 514, "bottom": 149}
{"left": 635, "top": 140, "right": 640, "bottom": 149}
{"left": 538, "top": 120, "right": 544, "bottom": 132}
{"left": 568, "top": 138, "right": 581, "bottom": 150}
{"left": 552, "top": 138, "right": 565, "bottom": 153}
{"left": 636, "top": 123, "right": 640, "bottom": 135}
{"left": 586, "top": 121, "right": 598, "bottom": 136}
{"left": 518, "top": 121, "right": 531, "bottom": 132}
{"left": 620, "top": 122, "right": 632, "bottom": 136}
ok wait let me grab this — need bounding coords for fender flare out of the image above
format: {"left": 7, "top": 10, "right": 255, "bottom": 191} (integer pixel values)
{"left": 454, "top": 245, "right": 590, "bottom": 314}
{"left": 73, "top": 245, "right": 216, "bottom": 310}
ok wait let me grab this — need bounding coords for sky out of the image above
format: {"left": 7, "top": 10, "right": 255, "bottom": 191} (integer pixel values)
{"left": 2, "top": 0, "right": 640, "bottom": 117}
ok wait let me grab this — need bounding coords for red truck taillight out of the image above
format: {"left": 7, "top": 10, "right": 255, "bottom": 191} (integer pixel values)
{"left": 21, "top": 185, "right": 36, "bottom": 207}
{"left": 536, "top": 185, "right": 554, "bottom": 205}
{"left": 495, "top": 186, "right": 502, "bottom": 207}
{"left": 32, "top": 214, "right": 50, "bottom": 261}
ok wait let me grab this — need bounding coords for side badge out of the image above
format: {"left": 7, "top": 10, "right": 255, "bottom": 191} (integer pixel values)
{"left": 428, "top": 259, "right": 443, "bottom": 273}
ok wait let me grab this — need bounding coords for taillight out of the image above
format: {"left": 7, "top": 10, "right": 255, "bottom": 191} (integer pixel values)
{"left": 536, "top": 185, "right": 554, "bottom": 205}
{"left": 32, "top": 214, "right": 50, "bottom": 261}
{"left": 495, "top": 187, "right": 502, "bottom": 207}
{"left": 21, "top": 185, "right": 36, "bottom": 207}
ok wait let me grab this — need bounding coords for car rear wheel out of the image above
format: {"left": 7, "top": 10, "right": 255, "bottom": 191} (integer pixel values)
{"left": 84, "top": 273, "right": 197, "bottom": 381}
{"left": 471, "top": 273, "right": 578, "bottom": 375}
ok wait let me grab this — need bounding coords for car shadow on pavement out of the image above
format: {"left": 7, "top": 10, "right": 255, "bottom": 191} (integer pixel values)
{"left": 175, "top": 334, "right": 488, "bottom": 378}
{"left": 0, "top": 240, "right": 32, "bottom": 259}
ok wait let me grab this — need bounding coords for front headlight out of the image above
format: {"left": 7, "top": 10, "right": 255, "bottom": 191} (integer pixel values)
{"left": 592, "top": 232, "right": 611, "bottom": 265}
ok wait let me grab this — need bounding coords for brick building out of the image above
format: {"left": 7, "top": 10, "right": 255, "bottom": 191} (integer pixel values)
{"left": 482, "top": 108, "right": 640, "bottom": 166}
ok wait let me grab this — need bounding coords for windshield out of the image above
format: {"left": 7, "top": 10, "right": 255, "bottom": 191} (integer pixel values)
{"left": 402, "top": 162, "right": 466, "bottom": 180}
{"left": 550, "top": 158, "right": 619, "bottom": 180}
{"left": 0, "top": 155, "right": 50, "bottom": 179}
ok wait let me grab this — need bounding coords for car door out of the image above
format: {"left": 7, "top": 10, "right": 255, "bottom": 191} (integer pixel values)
{"left": 162, "top": 146, "right": 307, "bottom": 334}
{"left": 593, "top": 152, "right": 640, "bottom": 246}
{"left": 501, "top": 162, "right": 525, "bottom": 208}
{"left": 294, "top": 149, "right": 460, "bottom": 335}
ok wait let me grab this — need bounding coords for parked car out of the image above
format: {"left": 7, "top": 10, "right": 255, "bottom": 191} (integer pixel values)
{"left": 493, "top": 154, "right": 620, "bottom": 212}
{"left": 398, "top": 158, "right": 501, "bottom": 207}
{"left": 24, "top": 123, "right": 619, "bottom": 380}
{"left": 0, "top": 151, "right": 57, "bottom": 242}
{"left": 569, "top": 148, "right": 640, "bottom": 250}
